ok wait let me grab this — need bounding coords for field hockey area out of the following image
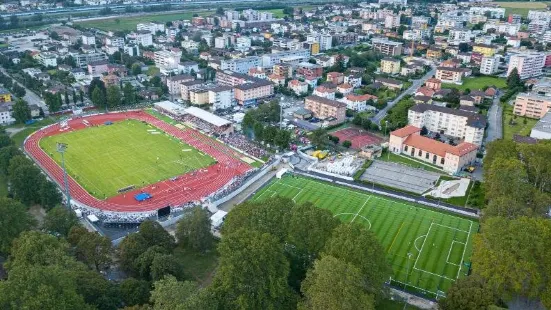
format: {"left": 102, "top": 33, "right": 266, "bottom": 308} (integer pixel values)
{"left": 39, "top": 119, "right": 215, "bottom": 199}
{"left": 251, "top": 175, "right": 479, "bottom": 298}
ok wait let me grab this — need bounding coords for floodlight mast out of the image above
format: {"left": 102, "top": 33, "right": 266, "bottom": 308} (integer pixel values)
{"left": 56, "top": 142, "right": 71, "bottom": 207}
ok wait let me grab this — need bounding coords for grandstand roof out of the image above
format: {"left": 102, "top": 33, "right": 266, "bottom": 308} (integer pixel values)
{"left": 184, "top": 106, "right": 231, "bottom": 127}
{"left": 154, "top": 101, "right": 186, "bottom": 116}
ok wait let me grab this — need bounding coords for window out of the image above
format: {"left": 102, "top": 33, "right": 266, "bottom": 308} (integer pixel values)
{"left": 418, "top": 150, "right": 422, "bottom": 156}
{"left": 404, "top": 146, "right": 408, "bottom": 151}
{"left": 441, "top": 158, "right": 445, "bottom": 165}
{"left": 425, "top": 152, "right": 429, "bottom": 159}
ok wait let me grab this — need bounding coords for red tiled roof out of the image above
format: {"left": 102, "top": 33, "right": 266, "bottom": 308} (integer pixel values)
{"left": 403, "top": 135, "right": 478, "bottom": 157}
{"left": 390, "top": 125, "right": 421, "bottom": 138}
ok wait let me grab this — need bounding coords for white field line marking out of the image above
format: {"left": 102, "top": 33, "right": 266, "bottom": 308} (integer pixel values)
{"left": 333, "top": 212, "right": 372, "bottom": 229}
{"left": 351, "top": 196, "right": 372, "bottom": 223}
{"left": 456, "top": 220, "right": 473, "bottom": 279}
{"left": 413, "top": 223, "right": 433, "bottom": 270}
{"left": 292, "top": 188, "right": 304, "bottom": 202}
{"left": 414, "top": 235, "right": 427, "bottom": 252}
{"left": 412, "top": 267, "right": 456, "bottom": 281}
{"left": 433, "top": 223, "right": 470, "bottom": 233}
{"left": 446, "top": 241, "right": 461, "bottom": 266}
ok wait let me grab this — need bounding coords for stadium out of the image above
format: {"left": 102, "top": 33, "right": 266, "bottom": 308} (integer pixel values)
{"left": 23, "top": 109, "right": 256, "bottom": 223}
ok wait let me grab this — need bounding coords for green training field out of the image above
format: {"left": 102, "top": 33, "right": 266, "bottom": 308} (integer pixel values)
{"left": 251, "top": 176, "right": 479, "bottom": 298}
{"left": 40, "top": 119, "right": 215, "bottom": 199}
{"left": 76, "top": 11, "right": 208, "bottom": 31}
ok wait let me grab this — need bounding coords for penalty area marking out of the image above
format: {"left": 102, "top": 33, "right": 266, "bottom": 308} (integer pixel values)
{"left": 414, "top": 234, "right": 427, "bottom": 252}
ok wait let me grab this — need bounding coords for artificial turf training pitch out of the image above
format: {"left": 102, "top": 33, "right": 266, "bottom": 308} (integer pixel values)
{"left": 39, "top": 119, "right": 215, "bottom": 199}
{"left": 251, "top": 175, "right": 479, "bottom": 298}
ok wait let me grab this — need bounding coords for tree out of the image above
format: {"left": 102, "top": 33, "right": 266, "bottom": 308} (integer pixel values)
{"left": 106, "top": 85, "right": 121, "bottom": 108}
{"left": 120, "top": 278, "right": 151, "bottom": 307}
{"left": 64, "top": 91, "right": 70, "bottom": 106}
{"left": 74, "top": 269, "right": 121, "bottom": 310}
{"left": 222, "top": 197, "right": 294, "bottom": 242}
{"left": 91, "top": 87, "right": 105, "bottom": 108}
{"left": 216, "top": 7, "right": 225, "bottom": 15}
{"left": 150, "top": 253, "right": 183, "bottom": 281}
{"left": 6, "top": 231, "right": 73, "bottom": 269}
{"left": 299, "top": 256, "right": 375, "bottom": 310}
{"left": 263, "top": 126, "right": 278, "bottom": 144}
{"left": 310, "top": 128, "right": 329, "bottom": 149}
{"left": 0, "top": 146, "right": 21, "bottom": 175}
{"left": 323, "top": 224, "right": 391, "bottom": 298}
{"left": 507, "top": 68, "right": 522, "bottom": 88}
{"left": 118, "top": 233, "right": 150, "bottom": 274}
{"left": 420, "top": 126, "right": 428, "bottom": 136}
{"left": 131, "top": 63, "right": 142, "bottom": 75}
{"left": 44, "top": 92, "right": 62, "bottom": 112}
{"left": 123, "top": 82, "right": 136, "bottom": 105}
{"left": 253, "top": 122, "right": 264, "bottom": 141}
{"left": 439, "top": 275, "right": 498, "bottom": 310}
{"left": 342, "top": 140, "right": 352, "bottom": 148}
{"left": 10, "top": 164, "right": 42, "bottom": 205}
{"left": 274, "top": 129, "right": 291, "bottom": 149}
{"left": 0, "top": 198, "right": 34, "bottom": 254}
{"left": 139, "top": 220, "right": 175, "bottom": 251}
{"left": 0, "top": 134, "right": 13, "bottom": 149}
{"left": 175, "top": 206, "right": 214, "bottom": 253}
{"left": 72, "top": 89, "right": 77, "bottom": 105}
{"left": 212, "top": 229, "right": 296, "bottom": 310}
{"left": 79, "top": 89, "right": 84, "bottom": 103}
{"left": 38, "top": 179, "right": 62, "bottom": 210}
{"left": 458, "top": 42, "right": 470, "bottom": 53}
{"left": 88, "top": 78, "right": 106, "bottom": 99}
{"left": 0, "top": 265, "right": 91, "bottom": 310}
{"left": 285, "top": 202, "right": 340, "bottom": 290}
{"left": 150, "top": 275, "right": 199, "bottom": 310}
{"left": 12, "top": 98, "right": 31, "bottom": 124}
{"left": 43, "top": 206, "right": 79, "bottom": 237}
{"left": 472, "top": 216, "right": 551, "bottom": 308}
{"left": 68, "top": 226, "right": 112, "bottom": 271}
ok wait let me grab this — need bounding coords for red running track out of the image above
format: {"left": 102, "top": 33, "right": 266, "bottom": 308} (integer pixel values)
{"left": 24, "top": 111, "right": 252, "bottom": 213}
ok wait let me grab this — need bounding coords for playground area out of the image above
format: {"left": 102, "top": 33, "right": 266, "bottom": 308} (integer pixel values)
{"left": 331, "top": 128, "right": 383, "bottom": 149}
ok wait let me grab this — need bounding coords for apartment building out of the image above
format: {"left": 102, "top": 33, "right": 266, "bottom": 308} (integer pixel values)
{"left": 87, "top": 60, "right": 108, "bottom": 76}
{"left": 288, "top": 80, "right": 309, "bottom": 95}
{"left": 371, "top": 38, "right": 403, "bottom": 56}
{"left": 154, "top": 50, "right": 182, "bottom": 72}
{"left": 513, "top": 92, "right": 551, "bottom": 119}
{"left": 209, "top": 86, "right": 234, "bottom": 110}
{"left": 408, "top": 104, "right": 486, "bottom": 145}
{"left": 36, "top": 52, "right": 57, "bottom": 67}
{"left": 507, "top": 52, "right": 546, "bottom": 79}
{"left": 180, "top": 80, "right": 204, "bottom": 101}
{"left": 234, "top": 80, "right": 274, "bottom": 106}
{"left": 220, "top": 56, "right": 261, "bottom": 74}
{"left": 389, "top": 125, "right": 478, "bottom": 174}
{"left": 435, "top": 67, "right": 470, "bottom": 84}
{"left": 71, "top": 52, "right": 108, "bottom": 68}
{"left": 137, "top": 22, "right": 165, "bottom": 33}
{"left": 304, "top": 95, "right": 347, "bottom": 124}
{"left": 448, "top": 29, "right": 473, "bottom": 46}
{"left": 178, "top": 61, "right": 199, "bottom": 75}
{"left": 216, "top": 70, "right": 251, "bottom": 87}
{"left": 472, "top": 44, "right": 497, "bottom": 57}
{"left": 166, "top": 75, "right": 194, "bottom": 95}
{"left": 105, "top": 36, "right": 124, "bottom": 48}
{"left": 296, "top": 62, "right": 323, "bottom": 79}
{"left": 261, "top": 50, "right": 310, "bottom": 68}
{"left": 480, "top": 56, "right": 500, "bottom": 75}
{"left": 339, "top": 93, "right": 378, "bottom": 112}
{"left": 380, "top": 58, "right": 401, "bottom": 74}
{"left": 469, "top": 7, "right": 505, "bottom": 19}
{"left": 81, "top": 33, "right": 96, "bottom": 46}
{"left": 482, "top": 21, "right": 520, "bottom": 36}
{"left": 126, "top": 31, "right": 153, "bottom": 47}
{"left": 313, "top": 85, "right": 336, "bottom": 100}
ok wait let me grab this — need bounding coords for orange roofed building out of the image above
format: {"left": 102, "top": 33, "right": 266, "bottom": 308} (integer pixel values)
{"left": 389, "top": 125, "right": 478, "bottom": 174}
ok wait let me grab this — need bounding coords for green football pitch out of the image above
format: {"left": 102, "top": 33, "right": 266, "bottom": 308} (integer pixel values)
{"left": 251, "top": 175, "right": 479, "bottom": 298}
{"left": 39, "top": 119, "right": 215, "bottom": 199}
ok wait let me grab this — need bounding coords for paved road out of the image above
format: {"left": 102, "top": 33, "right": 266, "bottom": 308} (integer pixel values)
{"left": 484, "top": 94, "right": 503, "bottom": 144}
{"left": 0, "top": 68, "right": 49, "bottom": 115}
{"left": 372, "top": 66, "right": 436, "bottom": 125}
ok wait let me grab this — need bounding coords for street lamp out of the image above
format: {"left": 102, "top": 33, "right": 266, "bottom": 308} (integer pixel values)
{"left": 56, "top": 142, "right": 71, "bottom": 208}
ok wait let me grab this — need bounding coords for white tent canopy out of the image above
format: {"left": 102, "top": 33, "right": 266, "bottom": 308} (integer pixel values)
{"left": 87, "top": 214, "right": 99, "bottom": 223}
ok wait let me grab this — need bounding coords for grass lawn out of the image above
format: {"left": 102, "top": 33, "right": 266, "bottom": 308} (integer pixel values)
{"left": 9, "top": 117, "right": 60, "bottom": 146}
{"left": 502, "top": 104, "right": 538, "bottom": 140}
{"left": 252, "top": 176, "right": 478, "bottom": 298}
{"left": 39, "top": 119, "right": 215, "bottom": 199}
{"left": 442, "top": 76, "right": 507, "bottom": 92}
{"left": 491, "top": 1, "right": 547, "bottom": 17}
{"left": 76, "top": 11, "right": 208, "bottom": 31}
{"left": 260, "top": 9, "right": 286, "bottom": 18}
{"left": 378, "top": 150, "right": 444, "bottom": 174}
